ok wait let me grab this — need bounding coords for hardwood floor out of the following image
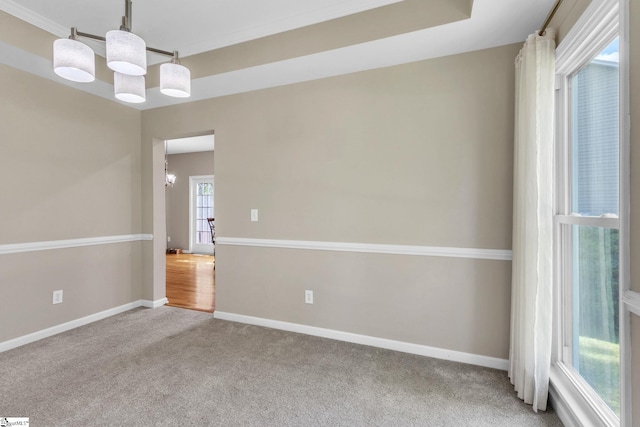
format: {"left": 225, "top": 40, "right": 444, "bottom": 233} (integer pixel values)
{"left": 166, "top": 253, "right": 215, "bottom": 313}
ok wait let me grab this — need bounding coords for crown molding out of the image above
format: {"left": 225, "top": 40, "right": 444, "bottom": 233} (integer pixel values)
{"left": 0, "top": 0, "right": 67, "bottom": 37}
{"left": 0, "top": 0, "right": 106, "bottom": 56}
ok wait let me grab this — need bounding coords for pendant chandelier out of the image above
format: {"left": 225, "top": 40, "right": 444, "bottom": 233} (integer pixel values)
{"left": 53, "top": 0, "right": 190, "bottom": 103}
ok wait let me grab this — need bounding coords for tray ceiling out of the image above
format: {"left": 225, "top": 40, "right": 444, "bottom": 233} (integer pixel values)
{"left": 0, "top": 0, "right": 556, "bottom": 110}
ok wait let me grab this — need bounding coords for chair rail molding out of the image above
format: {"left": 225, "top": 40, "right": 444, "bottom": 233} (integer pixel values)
{"left": 216, "top": 237, "right": 512, "bottom": 261}
{"left": 0, "top": 234, "right": 153, "bottom": 255}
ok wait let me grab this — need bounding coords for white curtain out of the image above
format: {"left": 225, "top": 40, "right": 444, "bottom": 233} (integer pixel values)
{"left": 509, "top": 30, "right": 556, "bottom": 412}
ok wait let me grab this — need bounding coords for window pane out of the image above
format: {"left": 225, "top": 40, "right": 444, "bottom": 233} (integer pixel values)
{"left": 571, "top": 38, "right": 619, "bottom": 216}
{"left": 572, "top": 225, "right": 619, "bottom": 415}
{"left": 193, "top": 179, "right": 214, "bottom": 247}
{"left": 197, "top": 221, "right": 208, "bottom": 244}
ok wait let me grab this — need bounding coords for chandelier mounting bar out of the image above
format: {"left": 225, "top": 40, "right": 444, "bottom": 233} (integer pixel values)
{"left": 71, "top": 29, "right": 175, "bottom": 58}
{"left": 123, "top": 0, "right": 132, "bottom": 31}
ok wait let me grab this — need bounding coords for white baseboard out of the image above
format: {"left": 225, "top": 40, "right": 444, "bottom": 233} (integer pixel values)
{"left": 213, "top": 311, "right": 509, "bottom": 371}
{"left": 0, "top": 298, "right": 167, "bottom": 353}
{"left": 141, "top": 297, "right": 168, "bottom": 308}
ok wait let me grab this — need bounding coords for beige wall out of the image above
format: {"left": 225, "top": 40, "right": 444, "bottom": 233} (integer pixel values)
{"left": 165, "top": 151, "right": 215, "bottom": 251}
{"left": 142, "top": 44, "right": 519, "bottom": 359}
{"left": 0, "top": 64, "right": 142, "bottom": 342}
{"left": 0, "top": 244, "right": 141, "bottom": 342}
{"left": 217, "top": 246, "right": 511, "bottom": 356}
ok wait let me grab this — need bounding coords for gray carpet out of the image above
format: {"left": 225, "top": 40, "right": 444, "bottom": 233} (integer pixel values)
{"left": 0, "top": 307, "right": 563, "bottom": 426}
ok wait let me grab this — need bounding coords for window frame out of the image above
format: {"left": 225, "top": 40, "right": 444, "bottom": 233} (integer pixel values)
{"left": 551, "top": 0, "right": 631, "bottom": 425}
{"left": 188, "top": 174, "right": 215, "bottom": 254}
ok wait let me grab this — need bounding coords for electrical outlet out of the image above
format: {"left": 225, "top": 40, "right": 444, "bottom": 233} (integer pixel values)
{"left": 52, "top": 290, "right": 63, "bottom": 304}
{"left": 305, "top": 290, "right": 313, "bottom": 304}
{"left": 251, "top": 209, "right": 259, "bottom": 222}
{"left": 167, "top": 236, "right": 171, "bottom": 242}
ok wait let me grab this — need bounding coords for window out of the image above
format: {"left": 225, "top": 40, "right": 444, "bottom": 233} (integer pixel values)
{"left": 570, "top": 224, "right": 620, "bottom": 413}
{"left": 567, "top": 38, "right": 621, "bottom": 416}
{"left": 553, "top": 0, "right": 629, "bottom": 421}
{"left": 196, "top": 181, "right": 214, "bottom": 245}
{"left": 189, "top": 176, "right": 214, "bottom": 254}
{"left": 558, "top": 38, "right": 621, "bottom": 417}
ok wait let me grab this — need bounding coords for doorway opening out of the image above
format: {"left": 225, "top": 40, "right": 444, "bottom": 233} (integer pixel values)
{"left": 163, "top": 134, "right": 215, "bottom": 313}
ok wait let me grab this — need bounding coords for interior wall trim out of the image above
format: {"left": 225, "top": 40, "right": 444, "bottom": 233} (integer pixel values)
{"left": 0, "top": 298, "right": 166, "bottom": 353}
{"left": 555, "top": 0, "right": 619, "bottom": 75}
{"left": 214, "top": 311, "right": 509, "bottom": 371}
{"left": 141, "top": 297, "right": 169, "bottom": 309}
{"left": 216, "top": 237, "right": 512, "bottom": 261}
{"left": 0, "top": 234, "right": 154, "bottom": 255}
{"left": 623, "top": 290, "right": 640, "bottom": 316}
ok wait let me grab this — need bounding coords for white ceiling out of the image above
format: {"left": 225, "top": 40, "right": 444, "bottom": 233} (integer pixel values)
{"left": 2, "top": 0, "right": 403, "bottom": 59}
{"left": 166, "top": 135, "right": 214, "bottom": 155}
{"left": 0, "top": 0, "right": 556, "bottom": 110}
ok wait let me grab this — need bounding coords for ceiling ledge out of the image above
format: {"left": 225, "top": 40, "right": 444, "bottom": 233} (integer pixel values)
{"left": 146, "top": 0, "right": 473, "bottom": 83}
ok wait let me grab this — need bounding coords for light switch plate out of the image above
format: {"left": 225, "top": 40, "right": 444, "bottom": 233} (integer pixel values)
{"left": 251, "top": 209, "right": 259, "bottom": 222}
{"left": 53, "top": 290, "right": 63, "bottom": 304}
